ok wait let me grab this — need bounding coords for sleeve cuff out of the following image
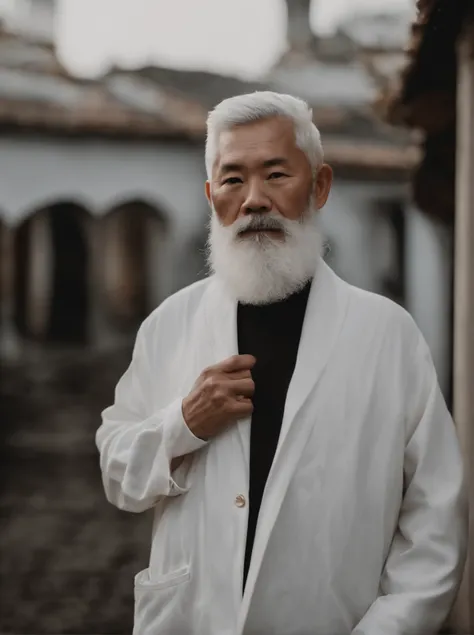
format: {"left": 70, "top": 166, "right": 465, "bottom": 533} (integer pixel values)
{"left": 159, "top": 398, "right": 207, "bottom": 496}
{"left": 163, "top": 397, "right": 208, "bottom": 458}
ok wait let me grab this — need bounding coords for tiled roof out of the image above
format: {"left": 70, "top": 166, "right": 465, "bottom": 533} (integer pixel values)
{"left": 378, "top": 0, "right": 473, "bottom": 126}
{"left": 270, "top": 60, "right": 376, "bottom": 108}
{"left": 109, "top": 65, "right": 268, "bottom": 110}
{"left": 0, "top": 31, "right": 204, "bottom": 139}
{"left": 0, "top": 29, "right": 417, "bottom": 171}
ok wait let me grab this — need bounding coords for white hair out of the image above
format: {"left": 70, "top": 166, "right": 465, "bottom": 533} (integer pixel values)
{"left": 205, "top": 91, "right": 324, "bottom": 179}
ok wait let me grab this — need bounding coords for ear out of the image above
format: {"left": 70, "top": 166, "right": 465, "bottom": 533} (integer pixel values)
{"left": 205, "top": 181, "right": 211, "bottom": 206}
{"left": 313, "top": 164, "right": 333, "bottom": 210}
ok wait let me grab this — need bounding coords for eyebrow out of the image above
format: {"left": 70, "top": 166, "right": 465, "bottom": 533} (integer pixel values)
{"left": 219, "top": 157, "right": 289, "bottom": 175}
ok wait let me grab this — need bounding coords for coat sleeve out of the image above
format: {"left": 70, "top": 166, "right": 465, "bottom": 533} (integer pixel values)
{"left": 96, "top": 319, "right": 208, "bottom": 513}
{"left": 352, "top": 326, "right": 468, "bottom": 635}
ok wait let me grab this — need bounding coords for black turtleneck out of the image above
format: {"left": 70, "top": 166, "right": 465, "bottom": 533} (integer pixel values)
{"left": 237, "top": 281, "right": 312, "bottom": 590}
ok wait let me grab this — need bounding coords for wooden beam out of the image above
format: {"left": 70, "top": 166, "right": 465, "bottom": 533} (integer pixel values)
{"left": 412, "top": 157, "right": 455, "bottom": 223}
{"left": 451, "top": 18, "right": 474, "bottom": 635}
{"left": 385, "top": 90, "right": 455, "bottom": 132}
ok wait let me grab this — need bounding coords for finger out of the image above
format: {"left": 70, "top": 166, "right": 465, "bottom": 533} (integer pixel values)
{"left": 226, "top": 378, "right": 255, "bottom": 398}
{"left": 214, "top": 354, "right": 256, "bottom": 374}
{"left": 225, "top": 369, "right": 252, "bottom": 381}
{"left": 229, "top": 397, "right": 254, "bottom": 416}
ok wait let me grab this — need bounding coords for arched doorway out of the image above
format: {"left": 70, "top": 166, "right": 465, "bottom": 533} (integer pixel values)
{"left": 14, "top": 203, "right": 90, "bottom": 345}
{"left": 13, "top": 215, "right": 32, "bottom": 339}
{"left": 102, "top": 200, "right": 167, "bottom": 334}
{"left": 47, "top": 203, "right": 89, "bottom": 344}
{"left": 0, "top": 219, "right": 19, "bottom": 357}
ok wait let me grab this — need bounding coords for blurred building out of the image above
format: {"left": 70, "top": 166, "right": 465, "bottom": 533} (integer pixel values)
{"left": 0, "top": 0, "right": 206, "bottom": 356}
{"left": 0, "top": 0, "right": 451, "bottom": 398}
{"left": 379, "top": 0, "right": 474, "bottom": 628}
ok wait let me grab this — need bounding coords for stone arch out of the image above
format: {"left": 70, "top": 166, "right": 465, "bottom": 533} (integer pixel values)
{"left": 0, "top": 217, "right": 17, "bottom": 356}
{"left": 14, "top": 202, "right": 91, "bottom": 345}
{"left": 102, "top": 199, "right": 169, "bottom": 333}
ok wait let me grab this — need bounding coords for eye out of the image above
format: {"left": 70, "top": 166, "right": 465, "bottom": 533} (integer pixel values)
{"left": 267, "top": 172, "right": 287, "bottom": 180}
{"left": 223, "top": 176, "right": 242, "bottom": 185}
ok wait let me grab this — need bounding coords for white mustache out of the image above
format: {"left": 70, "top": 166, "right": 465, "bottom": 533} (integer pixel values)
{"left": 233, "top": 214, "right": 287, "bottom": 237}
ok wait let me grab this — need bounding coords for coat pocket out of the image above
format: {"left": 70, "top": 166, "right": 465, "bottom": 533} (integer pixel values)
{"left": 133, "top": 566, "right": 192, "bottom": 635}
{"left": 134, "top": 565, "right": 190, "bottom": 591}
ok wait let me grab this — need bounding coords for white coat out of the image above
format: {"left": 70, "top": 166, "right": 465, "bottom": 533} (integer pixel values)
{"left": 96, "top": 260, "right": 467, "bottom": 635}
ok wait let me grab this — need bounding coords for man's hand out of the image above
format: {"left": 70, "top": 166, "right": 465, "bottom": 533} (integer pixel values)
{"left": 182, "top": 354, "right": 256, "bottom": 440}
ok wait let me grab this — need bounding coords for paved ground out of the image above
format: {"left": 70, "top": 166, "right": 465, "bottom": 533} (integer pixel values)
{"left": 0, "top": 346, "right": 152, "bottom": 634}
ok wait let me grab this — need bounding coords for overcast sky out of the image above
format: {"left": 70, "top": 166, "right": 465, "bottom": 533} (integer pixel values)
{"left": 56, "top": 0, "right": 412, "bottom": 79}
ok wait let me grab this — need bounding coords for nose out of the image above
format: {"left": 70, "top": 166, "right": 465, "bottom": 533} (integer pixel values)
{"left": 242, "top": 181, "right": 271, "bottom": 216}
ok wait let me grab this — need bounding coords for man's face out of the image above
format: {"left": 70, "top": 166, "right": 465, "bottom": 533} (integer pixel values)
{"left": 205, "top": 116, "right": 332, "bottom": 304}
{"left": 205, "top": 116, "right": 332, "bottom": 238}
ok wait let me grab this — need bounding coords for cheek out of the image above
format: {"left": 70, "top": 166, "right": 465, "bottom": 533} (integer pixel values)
{"left": 275, "top": 183, "right": 311, "bottom": 220}
{"left": 211, "top": 191, "right": 240, "bottom": 227}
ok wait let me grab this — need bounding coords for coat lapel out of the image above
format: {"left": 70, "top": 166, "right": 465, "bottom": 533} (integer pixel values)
{"left": 278, "top": 261, "right": 350, "bottom": 455}
{"left": 238, "top": 261, "right": 350, "bottom": 631}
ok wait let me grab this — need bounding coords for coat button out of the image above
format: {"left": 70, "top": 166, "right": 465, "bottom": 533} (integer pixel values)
{"left": 234, "top": 494, "right": 246, "bottom": 508}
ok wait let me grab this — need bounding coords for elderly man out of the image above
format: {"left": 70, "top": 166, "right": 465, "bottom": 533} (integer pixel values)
{"left": 96, "top": 92, "right": 467, "bottom": 635}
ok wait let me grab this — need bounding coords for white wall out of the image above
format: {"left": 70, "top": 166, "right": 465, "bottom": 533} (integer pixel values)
{"left": 319, "top": 179, "right": 409, "bottom": 294}
{"left": 0, "top": 135, "right": 207, "bottom": 228}
{"left": 0, "top": 134, "right": 209, "bottom": 296}
{"left": 404, "top": 204, "right": 453, "bottom": 396}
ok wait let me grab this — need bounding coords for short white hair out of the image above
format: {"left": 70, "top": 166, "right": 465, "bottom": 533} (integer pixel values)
{"left": 205, "top": 91, "right": 324, "bottom": 179}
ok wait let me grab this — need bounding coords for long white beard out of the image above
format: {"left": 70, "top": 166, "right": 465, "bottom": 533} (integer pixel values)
{"left": 206, "top": 206, "right": 323, "bottom": 305}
